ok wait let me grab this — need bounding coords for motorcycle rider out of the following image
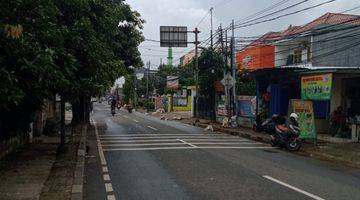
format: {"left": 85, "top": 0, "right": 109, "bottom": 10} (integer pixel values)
{"left": 110, "top": 98, "right": 116, "bottom": 115}
{"left": 274, "top": 113, "right": 299, "bottom": 142}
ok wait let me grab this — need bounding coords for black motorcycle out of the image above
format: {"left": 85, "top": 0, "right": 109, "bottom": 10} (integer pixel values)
{"left": 263, "top": 114, "right": 302, "bottom": 151}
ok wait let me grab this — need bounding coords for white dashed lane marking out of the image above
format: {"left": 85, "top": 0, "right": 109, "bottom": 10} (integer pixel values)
{"left": 263, "top": 175, "right": 325, "bottom": 200}
{"left": 92, "top": 119, "right": 116, "bottom": 200}
{"left": 147, "top": 126, "right": 158, "bottom": 131}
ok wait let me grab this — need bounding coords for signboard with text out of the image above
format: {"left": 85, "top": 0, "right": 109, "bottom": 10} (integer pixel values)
{"left": 166, "top": 76, "right": 179, "bottom": 89}
{"left": 288, "top": 99, "right": 317, "bottom": 139}
{"left": 301, "top": 73, "right": 332, "bottom": 100}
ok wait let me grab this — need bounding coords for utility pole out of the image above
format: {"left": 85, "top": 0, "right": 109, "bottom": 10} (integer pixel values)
{"left": 146, "top": 61, "right": 150, "bottom": 98}
{"left": 194, "top": 28, "right": 200, "bottom": 119}
{"left": 231, "top": 19, "right": 237, "bottom": 117}
{"left": 210, "top": 7, "right": 214, "bottom": 49}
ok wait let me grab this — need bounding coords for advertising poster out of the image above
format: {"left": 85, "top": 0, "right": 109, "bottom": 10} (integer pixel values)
{"left": 237, "top": 96, "right": 256, "bottom": 118}
{"left": 301, "top": 73, "right": 332, "bottom": 100}
{"left": 289, "top": 99, "right": 317, "bottom": 139}
{"left": 216, "top": 95, "right": 227, "bottom": 116}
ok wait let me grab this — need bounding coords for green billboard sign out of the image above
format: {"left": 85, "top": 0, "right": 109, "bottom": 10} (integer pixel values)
{"left": 301, "top": 73, "right": 332, "bottom": 100}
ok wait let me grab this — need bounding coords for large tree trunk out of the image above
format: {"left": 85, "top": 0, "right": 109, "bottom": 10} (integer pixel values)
{"left": 72, "top": 96, "right": 91, "bottom": 124}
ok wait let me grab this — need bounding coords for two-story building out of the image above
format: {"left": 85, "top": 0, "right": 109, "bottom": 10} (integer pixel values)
{"left": 237, "top": 13, "right": 360, "bottom": 137}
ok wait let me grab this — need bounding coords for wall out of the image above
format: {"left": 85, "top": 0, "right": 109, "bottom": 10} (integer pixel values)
{"left": 173, "top": 96, "right": 192, "bottom": 112}
{"left": 275, "top": 37, "right": 311, "bottom": 67}
{"left": 312, "top": 26, "right": 360, "bottom": 67}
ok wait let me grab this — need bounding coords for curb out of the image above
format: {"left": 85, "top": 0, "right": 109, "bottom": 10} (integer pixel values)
{"left": 71, "top": 124, "right": 87, "bottom": 200}
{"left": 192, "top": 122, "right": 360, "bottom": 168}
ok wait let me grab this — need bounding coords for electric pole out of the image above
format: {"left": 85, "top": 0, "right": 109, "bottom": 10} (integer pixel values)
{"left": 146, "top": 61, "right": 150, "bottom": 98}
{"left": 210, "top": 7, "right": 214, "bottom": 49}
{"left": 194, "top": 27, "right": 200, "bottom": 119}
{"left": 231, "top": 19, "right": 237, "bottom": 117}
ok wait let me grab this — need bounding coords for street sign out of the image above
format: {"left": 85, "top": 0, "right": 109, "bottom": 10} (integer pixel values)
{"left": 221, "top": 73, "right": 235, "bottom": 88}
{"left": 160, "top": 26, "right": 188, "bottom": 47}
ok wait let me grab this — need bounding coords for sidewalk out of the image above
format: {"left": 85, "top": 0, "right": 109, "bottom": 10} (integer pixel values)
{"left": 0, "top": 113, "right": 87, "bottom": 200}
{"left": 150, "top": 112, "right": 360, "bottom": 168}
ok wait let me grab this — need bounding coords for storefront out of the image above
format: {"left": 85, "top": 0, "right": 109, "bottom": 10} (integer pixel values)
{"left": 298, "top": 70, "right": 360, "bottom": 141}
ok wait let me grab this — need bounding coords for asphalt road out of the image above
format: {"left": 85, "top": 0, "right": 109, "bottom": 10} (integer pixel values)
{"left": 84, "top": 103, "right": 360, "bottom": 200}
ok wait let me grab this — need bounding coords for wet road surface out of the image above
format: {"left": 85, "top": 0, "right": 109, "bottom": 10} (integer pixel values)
{"left": 84, "top": 103, "right": 360, "bottom": 200}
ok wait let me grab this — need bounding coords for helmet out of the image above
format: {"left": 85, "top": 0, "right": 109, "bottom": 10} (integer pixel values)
{"left": 290, "top": 113, "right": 298, "bottom": 121}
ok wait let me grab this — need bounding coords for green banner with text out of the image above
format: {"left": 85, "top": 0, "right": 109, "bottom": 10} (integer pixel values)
{"left": 301, "top": 73, "right": 332, "bottom": 100}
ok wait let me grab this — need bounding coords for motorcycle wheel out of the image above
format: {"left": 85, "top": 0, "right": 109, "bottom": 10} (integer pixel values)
{"left": 286, "top": 137, "right": 302, "bottom": 151}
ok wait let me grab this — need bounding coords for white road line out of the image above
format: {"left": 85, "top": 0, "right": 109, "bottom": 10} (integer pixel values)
{"left": 102, "top": 143, "right": 186, "bottom": 147}
{"left": 132, "top": 119, "right": 139, "bottom": 122}
{"left": 102, "top": 166, "right": 108, "bottom": 173}
{"left": 147, "top": 126, "right": 158, "bottom": 131}
{"left": 177, "top": 139, "right": 197, "bottom": 147}
{"left": 93, "top": 119, "right": 107, "bottom": 166}
{"left": 190, "top": 142, "right": 262, "bottom": 145}
{"left": 93, "top": 119, "right": 116, "bottom": 199}
{"left": 103, "top": 174, "right": 111, "bottom": 181}
{"left": 105, "top": 183, "right": 113, "bottom": 192}
{"left": 100, "top": 139, "right": 252, "bottom": 143}
{"left": 99, "top": 133, "right": 231, "bottom": 137}
{"left": 263, "top": 176, "right": 325, "bottom": 200}
{"left": 99, "top": 136, "right": 242, "bottom": 140}
{"left": 107, "top": 194, "right": 116, "bottom": 200}
{"left": 103, "top": 146, "right": 274, "bottom": 151}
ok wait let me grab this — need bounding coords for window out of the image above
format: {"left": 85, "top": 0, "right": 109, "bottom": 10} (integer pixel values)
{"left": 294, "top": 49, "right": 302, "bottom": 64}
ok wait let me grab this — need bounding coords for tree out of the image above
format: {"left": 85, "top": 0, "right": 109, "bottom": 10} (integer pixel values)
{"left": 197, "top": 48, "right": 225, "bottom": 96}
{"left": 0, "top": 0, "right": 71, "bottom": 139}
{"left": 0, "top": 0, "right": 144, "bottom": 141}
{"left": 55, "top": 0, "right": 144, "bottom": 124}
{"left": 236, "top": 70, "right": 256, "bottom": 96}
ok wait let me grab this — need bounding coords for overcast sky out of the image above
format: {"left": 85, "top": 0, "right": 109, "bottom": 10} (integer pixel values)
{"left": 125, "top": 0, "right": 359, "bottom": 69}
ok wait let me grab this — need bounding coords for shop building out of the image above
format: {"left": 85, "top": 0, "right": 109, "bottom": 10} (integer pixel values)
{"left": 236, "top": 13, "right": 360, "bottom": 140}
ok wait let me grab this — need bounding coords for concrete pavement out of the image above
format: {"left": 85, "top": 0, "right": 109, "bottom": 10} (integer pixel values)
{"left": 84, "top": 103, "right": 360, "bottom": 200}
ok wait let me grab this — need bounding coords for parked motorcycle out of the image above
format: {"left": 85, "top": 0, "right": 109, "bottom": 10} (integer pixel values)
{"left": 262, "top": 113, "right": 302, "bottom": 151}
{"left": 253, "top": 114, "right": 272, "bottom": 132}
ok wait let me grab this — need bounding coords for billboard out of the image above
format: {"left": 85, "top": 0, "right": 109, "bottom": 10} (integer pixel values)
{"left": 160, "top": 26, "right": 187, "bottom": 47}
{"left": 301, "top": 73, "right": 332, "bottom": 100}
{"left": 166, "top": 76, "right": 179, "bottom": 89}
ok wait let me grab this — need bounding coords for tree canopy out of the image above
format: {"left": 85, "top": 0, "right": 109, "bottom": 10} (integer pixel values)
{"left": 0, "top": 0, "right": 144, "bottom": 138}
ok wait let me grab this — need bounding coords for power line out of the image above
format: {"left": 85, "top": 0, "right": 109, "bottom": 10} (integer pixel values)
{"left": 235, "top": 0, "right": 308, "bottom": 25}
{"left": 234, "top": 0, "right": 338, "bottom": 29}
{"left": 196, "top": 10, "right": 210, "bottom": 28}
{"left": 235, "top": 0, "right": 292, "bottom": 24}
{"left": 341, "top": 5, "right": 360, "bottom": 14}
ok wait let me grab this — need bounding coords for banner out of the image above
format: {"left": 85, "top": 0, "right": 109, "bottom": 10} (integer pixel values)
{"left": 288, "top": 99, "right": 317, "bottom": 139}
{"left": 301, "top": 73, "right": 332, "bottom": 100}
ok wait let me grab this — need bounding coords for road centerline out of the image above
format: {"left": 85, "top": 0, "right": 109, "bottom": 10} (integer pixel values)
{"left": 263, "top": 175, "right": 325, "bottom": 200}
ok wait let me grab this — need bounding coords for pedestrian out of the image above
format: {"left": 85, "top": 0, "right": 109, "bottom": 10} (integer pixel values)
{"left": 330, "top": 106, "right": 344, "bottom": 137}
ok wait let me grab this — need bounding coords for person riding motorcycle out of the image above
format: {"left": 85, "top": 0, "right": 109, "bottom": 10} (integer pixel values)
{"left": 110, "top": 98, "right": 116, "bottom": 115}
